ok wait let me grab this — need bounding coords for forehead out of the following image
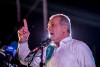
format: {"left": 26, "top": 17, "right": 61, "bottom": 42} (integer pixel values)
{"left": 48, "top": 16, "right": 61, "bottom": 25}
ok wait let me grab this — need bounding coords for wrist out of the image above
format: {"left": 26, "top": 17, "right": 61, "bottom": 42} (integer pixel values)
{"left": 18, "top": 40, "right": 28, "bottom": 44}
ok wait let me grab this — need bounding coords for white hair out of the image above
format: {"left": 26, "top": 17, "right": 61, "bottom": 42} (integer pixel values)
{"left": 49, "top": 14, "right": 72, "bottom": 36}
{"left": 49, "top": 14, "right": 70, "bottom": 23}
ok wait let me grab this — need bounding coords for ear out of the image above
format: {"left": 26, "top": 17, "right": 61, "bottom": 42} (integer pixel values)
{"left": 62, "top": 25, "right": 67, "bottom": 32}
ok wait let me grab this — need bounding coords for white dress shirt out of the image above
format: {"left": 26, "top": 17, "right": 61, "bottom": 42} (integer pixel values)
{"left": 18, "top": 36, "right": 96, "bottom": 67}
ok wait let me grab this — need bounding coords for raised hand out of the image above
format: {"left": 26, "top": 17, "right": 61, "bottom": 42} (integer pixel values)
{"left": 18, "top": 19, "right": 30, "bottom": 43}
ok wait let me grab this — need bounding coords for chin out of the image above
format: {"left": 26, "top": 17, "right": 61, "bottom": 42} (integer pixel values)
{"left": 50, "top": 37, "right": 55, "bottom": 41}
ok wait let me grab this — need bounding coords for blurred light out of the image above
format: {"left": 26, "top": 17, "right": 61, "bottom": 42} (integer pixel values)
{"left": 50, "top": 41, "right": 56, "bottom": 47}
{"left": 46, "top": 32, "right": 50, "bottom": 39}
{"left": 48, "top": 33, "right": 50, "bottom": 38}
{"left": 92, "top": 56, "right": 95, "bottom": 63}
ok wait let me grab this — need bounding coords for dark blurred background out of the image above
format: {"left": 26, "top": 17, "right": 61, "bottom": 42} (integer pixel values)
{"left": 0, "top": 0, "right": 100, "bottom": 67}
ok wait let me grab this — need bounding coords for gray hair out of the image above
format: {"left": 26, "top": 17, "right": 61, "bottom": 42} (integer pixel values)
{"left": 49, "top": 14, "right": 71, "bottom": 36}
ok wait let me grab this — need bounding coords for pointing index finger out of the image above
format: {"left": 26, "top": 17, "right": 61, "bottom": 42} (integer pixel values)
{"left": 23, "top": 19, "right": 28, "bottom": 29}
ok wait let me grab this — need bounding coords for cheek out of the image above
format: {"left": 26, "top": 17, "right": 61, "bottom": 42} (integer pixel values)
{"left": 55, "top": 29, "right": 63, "bottom": 37}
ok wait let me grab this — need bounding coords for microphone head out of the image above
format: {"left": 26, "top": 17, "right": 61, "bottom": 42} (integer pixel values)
{"left": 6, "top": 41, "right": 18, "bottom": 57}
{"left": 46, "top": 39, "right": 51, "bottom": 44}
{"left": 8, "top": 41, "right": 18, "bottom": 50}
{"left": 40, "top": 39, "right": 51, "bottom": 47}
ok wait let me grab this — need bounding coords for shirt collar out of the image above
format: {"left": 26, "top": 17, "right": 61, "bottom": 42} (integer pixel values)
{"left": 55, "top": 36, "right": 72, "bottom": 52}
{"left": 59, "top": 36, "right": 72, "bottom": 47}
{"left": 50, "top": 36, "right": 72, "bottom": 48}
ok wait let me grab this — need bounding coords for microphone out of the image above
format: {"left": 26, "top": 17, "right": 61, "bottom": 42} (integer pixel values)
{"left": 24, "top": 38, "right": 51, "bottom": 62}
{"left": 0, "top": 41, "right": 18, "bottom": 62}
{"left": 5, "top": 41, "right": 18, "bottom": 58}
{"left": 38, "top": 38, "right": 51, "bottom": 48}
{"left": 0, "top": 45, "right": 7, "bottom": 61}
{"left": 31, "top": 38, "right": 51, "bottom": 53}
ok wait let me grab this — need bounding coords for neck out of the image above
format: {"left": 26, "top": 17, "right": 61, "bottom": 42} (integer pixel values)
{"left": 54, "top": 33, "right": 69, "bottom": 47}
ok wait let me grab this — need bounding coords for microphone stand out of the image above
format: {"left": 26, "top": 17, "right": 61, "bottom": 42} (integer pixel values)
{"left": 40, "top": 46, "right": 44, "bottom": 67}
{"left": 27, "top": 50, "right": 38, "bottom": 67}
{"left": 6, "top": 54, "right": 12, "bottom": 67}
{"left": 27, "top": 39, "right": 51, "bottom": 67}
{"left": 27, "top": 46, "right": 45, "bottom": 67}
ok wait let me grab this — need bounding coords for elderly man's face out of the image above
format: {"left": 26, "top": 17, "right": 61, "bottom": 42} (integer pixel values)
{"left": 48, "top": 17, "right": 65, "bottom": 42}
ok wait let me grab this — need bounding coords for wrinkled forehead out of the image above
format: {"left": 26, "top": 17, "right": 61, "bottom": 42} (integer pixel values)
{"left": 48, "top": 17, "right": 61, "bottom": 26}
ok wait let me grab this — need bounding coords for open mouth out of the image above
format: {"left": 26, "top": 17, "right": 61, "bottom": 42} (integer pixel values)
{"left": 50, "top": 33, "right": 54, "bottom": 35}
